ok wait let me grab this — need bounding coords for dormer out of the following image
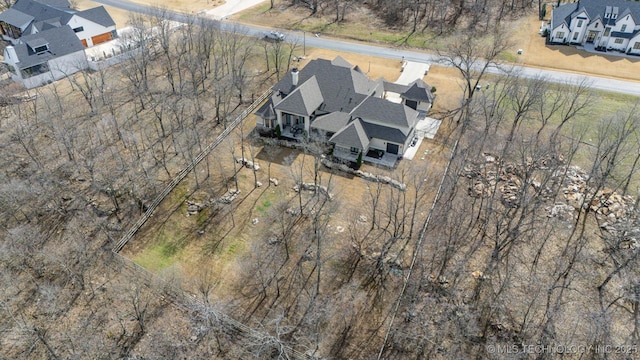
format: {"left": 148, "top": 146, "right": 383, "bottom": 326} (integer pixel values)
{"left": 612, "top": 6, "right": 619, "bottom": 20}
{"left": 26, "top": 37, "right": 49, "bottom": 54}
{"left": 605, "top": 6, "right": 612, "bottom": 19}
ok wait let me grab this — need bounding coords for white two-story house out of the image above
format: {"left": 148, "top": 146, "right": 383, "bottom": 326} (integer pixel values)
{"left": 550, "top": 0, "right": 640, "bottom": 54}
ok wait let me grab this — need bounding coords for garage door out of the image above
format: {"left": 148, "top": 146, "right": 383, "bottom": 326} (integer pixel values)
{"left": 91, "top": 32, "right": 112, "bottom": 46}
{"left": 386, "top": 143, "right": 399, "bottom": 154}
{"left": 80, "top": 39, "right": 88, "bottom": 47}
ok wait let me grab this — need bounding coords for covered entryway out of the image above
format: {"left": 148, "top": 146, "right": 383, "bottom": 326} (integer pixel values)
{"left": 586, "top": 31, "right": 597, "bottom": 43}
{"left": 386, "top": 143, "right": 399, "bottom": 154}
{"left": 91, "top": 32, "right": 112, "bottom": 46}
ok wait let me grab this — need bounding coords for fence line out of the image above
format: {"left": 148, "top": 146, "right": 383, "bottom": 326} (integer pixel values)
{"left": 112, "top": 89, "right": 272, "bottom": 253}
{"left": 112, "top": 252, "right": 314, "bottom": 359}
{"left": 109, "top": 89, "right": 313, "bottom": 358}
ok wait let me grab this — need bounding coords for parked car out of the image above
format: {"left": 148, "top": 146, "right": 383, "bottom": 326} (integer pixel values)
{"left": 264, "top": 31, "right": 285, "bottom": 42}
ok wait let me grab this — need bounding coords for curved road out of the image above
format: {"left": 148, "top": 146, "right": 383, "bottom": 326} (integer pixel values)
{"left": 96, "top": 0, "right": 640, "bottom": 95}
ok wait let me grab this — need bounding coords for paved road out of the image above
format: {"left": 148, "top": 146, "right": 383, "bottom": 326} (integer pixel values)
{"left": 95, "top": 0, "right": 640, "bottom": 96}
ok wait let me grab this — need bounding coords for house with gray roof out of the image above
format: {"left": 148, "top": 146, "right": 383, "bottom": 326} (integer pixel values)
{"left": 3, "top": 25, "right": 88, "bottom": 88}
{"left": 549, "top": 0, "right": 640, "bottom": 54}
{"left": 0, "top": 0, "right": 117, "bottom": 88}
{"left": 255, "top": 57, "right": 436, "bottom": 167}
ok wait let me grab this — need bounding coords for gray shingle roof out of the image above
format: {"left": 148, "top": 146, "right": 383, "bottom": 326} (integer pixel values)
{"left": 274, "top": 76, "right": 323, "bottom": 116}
{"left": 0, "top": 8, "right": 34, "bottom": 29}
{"left": 11, "top": 25, "right": 84, "bottom": 69}
{"left": 552, "top": 2, "right": 577, "bottom": 30}
{"left": 553, "top": 0, "right": 640, "bottom": 31}
{"left": 612, "top": 29, "right": 639, "bottom": 38}
{"left": 361, "top": 121, "right": 407, "bottom": 144}
{"left": 77, "top": 6, "right": 115, "bottom": 27}
{"left": 351, "top": 96, "right": 418, "bottom": 129}
{"left": 330, "top": 119, "right": 369, "bottom": 150}
{"left": 272, "top": 58, "right": 377, "bottom": 113}
{"left": 255, "top": 97, "right": 276, "bottom": 120}
{"left": 11, "top": 0, "right": 73, "bottom": 23}
{"left": 383, "top": 81, "right": 409, "bottom": 94}
{"left": 310, "top": 112, "right": 350, "bottom": 134}
{"left": 401, "top": 80, "right": 435, "bottom": 103}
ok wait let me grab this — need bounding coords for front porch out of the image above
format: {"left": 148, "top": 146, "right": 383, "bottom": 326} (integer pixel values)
{"left": 281, "top": 124, "right": 306, "bottom": 141}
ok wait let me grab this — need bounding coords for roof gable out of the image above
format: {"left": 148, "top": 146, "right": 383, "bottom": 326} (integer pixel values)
{"left": 351, "top": 96, "right": 419, "bottom": 129}
{"left": 330, "top": 119, "right": 369, "bottom": 150}
{"left": 272, "top": 57, "right": 378, "bottom": 113}
{"left": 0, "top": 8, "right": 34, "bottom": 29}
{"left": 76, "top": 6, "right": 115, "bottom": 27}
{"left": 274, "top": 76, "right": 323, "bottom": 116}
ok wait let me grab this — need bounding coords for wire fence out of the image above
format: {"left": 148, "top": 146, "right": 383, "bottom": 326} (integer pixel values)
{"left": 112, "top": 89, "right": 272, "bottom": 253}
{"left": 108, "top": 89, "right": 314, "bottom": 359}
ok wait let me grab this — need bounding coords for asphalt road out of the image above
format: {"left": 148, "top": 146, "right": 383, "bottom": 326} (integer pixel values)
{"left": 95, "top": 0, "right": 640, "bottom": 96}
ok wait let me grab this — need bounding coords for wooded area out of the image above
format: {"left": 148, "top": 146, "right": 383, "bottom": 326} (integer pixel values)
{"left": 1, "top": 6, "right": 640, "bottom": 359}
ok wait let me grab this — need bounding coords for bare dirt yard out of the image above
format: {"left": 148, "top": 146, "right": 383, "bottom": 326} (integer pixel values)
{"left": 121, "top": 50, "right": 452, "bottom": 300}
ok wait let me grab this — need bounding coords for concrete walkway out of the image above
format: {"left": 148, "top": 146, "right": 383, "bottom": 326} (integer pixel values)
{"left": 205, "top": 0, "right": 266, "bottom": 20}
{"left": 395, "top": 61, "right": 430, "bottom": 85}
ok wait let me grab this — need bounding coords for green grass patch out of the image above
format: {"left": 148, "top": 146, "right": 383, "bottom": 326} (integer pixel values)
{"left": 134, "top": 238, "right": 184, "bottom": 272}
{"left": 256, "top": 199, "right": 273, "bottom": 213}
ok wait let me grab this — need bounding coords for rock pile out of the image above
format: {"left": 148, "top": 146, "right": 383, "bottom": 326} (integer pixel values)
{"left": 321, "top": 158, "right": 406, "bottom": 191}
{"left": 461, "top": 153, "right": 636, "bottom": 227}
{"left": 186, "top": 201, "right": 205, "bottom": 216}
{"left": 269, "top": 178, "right": 279, "bottom": 186}
{"left": 293, "top": 182, "right": 334, "bottom": 200}
{"left": 235, "top": 157, "right": 260, "bottom": 171}
{"left": 218, "top": 189, "right": 240, "bottom": 204}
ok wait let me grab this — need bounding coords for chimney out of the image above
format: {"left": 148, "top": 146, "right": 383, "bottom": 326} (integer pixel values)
{"left": 291, "top": 68, "right": 299, "bottom": 87}
{"left": 5, "top": 46, "right": 18, "bottom": 63}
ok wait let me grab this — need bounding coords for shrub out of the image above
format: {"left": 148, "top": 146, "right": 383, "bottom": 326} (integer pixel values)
{"left": 275, "top": 124, "right": 281, "bottom": 138}
{"left": 356, "top": 151, "right": 363, "bottom": 168}
{"left": 430, "top": 86, "right": 437, "bottom": 93}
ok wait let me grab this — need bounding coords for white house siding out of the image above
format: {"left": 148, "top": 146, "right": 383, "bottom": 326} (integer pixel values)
{"left": 415, "top": 100, "right": 431, "bottom": 112}
{"left": 551, "top": 23, "right": 569, "bottom": 43}
{"left": 369, "top": 138, "right": 405, "bottom": 155}
{"left": 606, "top": 36, "right": 629, "bottom": 51}
{"left": 67, "top": 15, "right": 115, "bottom": 47}
{"left": 585, "top": 19, "right": 603, "bottom": 44}
{"left": 628, "top": 36, "right": 640, "bottom": 54}
{"left": 570, "top": 12, "right": 589, "bottom": 43}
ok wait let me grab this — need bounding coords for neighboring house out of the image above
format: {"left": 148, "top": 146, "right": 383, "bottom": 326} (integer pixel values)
{"left": 3, "top": 25, "right": 88, "bottom": 88}
{"left": 0, "top": 0, "right": 116, "bottom": 47}
{"left": 549, "top": 0, "right": 640, "bottom": 54}
{"left": 0, "top": 0, "right": 116, "bottom": 88}
{"left": 255, "top": 57, "right": 435, "bottom": 167}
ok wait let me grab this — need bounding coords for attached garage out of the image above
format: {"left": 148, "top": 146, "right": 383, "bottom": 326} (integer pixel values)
{"left": 91, "top": 32, "right": 112, "bottom": 46}
{"left": 80, "top": 39, "right": 87, "bottom": 47}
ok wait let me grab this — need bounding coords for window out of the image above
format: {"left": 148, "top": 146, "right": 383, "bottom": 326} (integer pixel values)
{"left": 577, "top": 20, "right": 583, "bottom": 27}
{"left": 73, "top": 26, "right": 84, "bottom": 33}
{"left": 573, "top": 33, "right": 579, "bottom": 40}
{"left": 350, "top": 147, "right": 359, "bottom": 154}
{"left": 34, "top": 45, "right": 48, "bottom": 53}
{"left": 556, "top": 31, "right": 565, "bottom": 38}
{"left": 615, "top": 38, "right": 624, "bottom": 44}
{"left": 621, "top": 24, "right": 627, "bottom": 32}
{"left": 604, "top": 27, "right": 611, "bottom": 36}
{"left": 298, "top": 115, "right": 304, "bottom": 125}
{"left": 634, "top": 42, "right": 640, "bottom": 50}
